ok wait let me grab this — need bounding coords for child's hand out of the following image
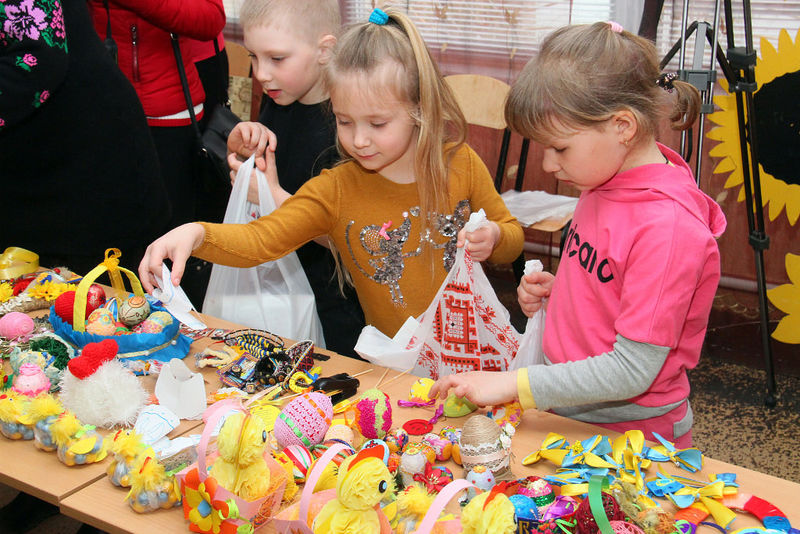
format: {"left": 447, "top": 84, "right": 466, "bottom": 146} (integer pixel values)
{"left": 226, "top": 122, "right": 277, "bottom": 171}
{"left": 456, "top": 221, "right": 500, "bottom": 262}
{"left": 138, "top": 223, "right": 206, "bottom": 293}
{"left": 429, "top": 371, "right": 518, "bottom": 407}
{"left": 517, "top": 270, "right": 555, "bottom": 316}
{"left": 227, "top": 152, "right": 262, "bottom": 205}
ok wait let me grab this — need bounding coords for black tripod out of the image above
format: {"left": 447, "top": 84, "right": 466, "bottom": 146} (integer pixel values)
{"left": 659, "top": 0, "right": 777, "bottom": 406}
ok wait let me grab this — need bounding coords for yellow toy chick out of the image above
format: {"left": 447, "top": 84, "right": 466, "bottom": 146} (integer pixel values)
{"left": 107, "top": 429, "right": 152, "bottom": 487}
{"left": 51, "top": 411, "right": 108, "bottom": 466}
{"left": 313, "top": 446, "right": 395, "bottom": 534}
{"left": 0, "top": 391, "right": 32, "bottom": 440}
{"left": 26, "top": 393, "right": 64, "bottom": 451}
{"left": 125, "top": 454, "right": 181, "bottom": 513}
{"left": 460, "top": 484, "right": 516, "bottom": 534}
{"left": 209, "top": 412, "right": 271, "bottom": 501}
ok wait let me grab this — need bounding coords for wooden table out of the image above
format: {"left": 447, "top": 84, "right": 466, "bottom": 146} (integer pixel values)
{"left": 4, "top": 312, "right": 799, "bottom": 532}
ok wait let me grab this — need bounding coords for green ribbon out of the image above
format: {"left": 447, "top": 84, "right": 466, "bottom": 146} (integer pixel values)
{"left": 588, "top": 474, "right": 614, "bottom": 534}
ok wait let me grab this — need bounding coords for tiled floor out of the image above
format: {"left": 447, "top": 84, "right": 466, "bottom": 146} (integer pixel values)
{"left": 2, "top": 252, "right": 798, "bottom": 532}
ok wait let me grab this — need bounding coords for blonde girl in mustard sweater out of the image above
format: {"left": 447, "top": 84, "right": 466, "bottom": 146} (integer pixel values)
{"left": 139, "top": 8, "right": 523, "bottom": 340}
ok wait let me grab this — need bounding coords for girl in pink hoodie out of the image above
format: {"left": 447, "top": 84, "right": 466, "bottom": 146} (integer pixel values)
{"left": 431, "top": 22, "right": 726, "bottom": 447}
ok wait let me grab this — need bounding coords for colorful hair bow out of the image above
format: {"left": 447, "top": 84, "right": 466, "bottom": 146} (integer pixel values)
{"left": 668, "top": 480, "right": 737, "bottom": 528}
{"left": 522, "top": 432, "right": 570, "bottom": 465}
{"left": 645, "top": 432, "right": 704, "bottom": 472}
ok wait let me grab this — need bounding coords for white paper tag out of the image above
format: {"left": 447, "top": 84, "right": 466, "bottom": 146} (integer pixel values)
{"left": 152, "top": 263, "right": 207, "bottom": 330}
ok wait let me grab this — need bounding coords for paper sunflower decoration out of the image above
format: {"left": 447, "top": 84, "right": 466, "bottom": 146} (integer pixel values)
{"left": 707, "top": 28, "right": 800, "bottom": 225}
{"left": 767, "top": 253, "right": 800, "bottom": 343}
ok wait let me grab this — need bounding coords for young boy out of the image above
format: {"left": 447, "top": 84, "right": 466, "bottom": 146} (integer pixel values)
{"left": 226, "top": 0, "right": 365, "bottom": 357}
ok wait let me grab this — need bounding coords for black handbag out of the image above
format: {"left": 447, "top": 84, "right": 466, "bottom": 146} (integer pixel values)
{"left": 170, "top": 34, "right": 240, "bottom": 191}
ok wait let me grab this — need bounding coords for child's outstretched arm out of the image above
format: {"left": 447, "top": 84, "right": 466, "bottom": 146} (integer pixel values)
{"left": 429, "top": 371, "right": 518, "bottom": 407}
{"left": 138, "top": 223, "right": 206, "bottom": 292}
{"left": 518, "top": 270, "right": 555, "bottom": 316}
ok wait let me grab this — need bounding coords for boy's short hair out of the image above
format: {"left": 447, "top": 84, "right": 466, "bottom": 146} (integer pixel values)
{"left": 240, "top": 0, "right": 341, "bottom": 42}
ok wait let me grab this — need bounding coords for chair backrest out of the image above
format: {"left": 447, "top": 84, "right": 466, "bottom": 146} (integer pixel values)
{"left": 226, "top": 42, "right": 252, "bottom": 78}
{"left": 444, "top": 74, "right": 530, "bottom": 193}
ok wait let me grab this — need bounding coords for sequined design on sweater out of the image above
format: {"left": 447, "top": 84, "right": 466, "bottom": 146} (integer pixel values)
{"left": 346, "top": 200, "right": 472, "bottom": 306}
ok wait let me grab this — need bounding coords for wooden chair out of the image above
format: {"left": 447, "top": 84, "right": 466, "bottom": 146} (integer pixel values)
{"left": 225, "top": 41, "right": 251, "bottom": 77}
{"left": 223, "top": 42, "right": 255, "bottom": 121}
{"left": 444, "top": 74, "right": 531, "bottom": 280}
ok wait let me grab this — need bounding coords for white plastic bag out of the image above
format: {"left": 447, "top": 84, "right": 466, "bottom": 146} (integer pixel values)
{"left": 355, "top": 209, "right": 519, "bottom": 378}
{"left": 202, "top": 156, "right": 325, "bottom": 347}
{"left": 509, "top": 259, "right": 546, "bottom": 369}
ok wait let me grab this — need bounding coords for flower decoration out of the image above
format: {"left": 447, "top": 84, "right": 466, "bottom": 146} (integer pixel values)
{"left": 182, "top": 468, "right": 225, "bottom": 534}
{"left": 412, "top": 462, "right": 452, "bottom": 493}
{"left": 767, "top": 253, "right": 800, "bottom": 343}
{"left": 27, "top": 280, "right": 71, "bottom": 301}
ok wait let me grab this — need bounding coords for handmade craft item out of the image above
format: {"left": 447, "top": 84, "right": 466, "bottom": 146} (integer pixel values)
{"left": 0, "top": 390, "right": 32, "bottom": 440}
{"left": 51, "top": 411, "right": 108, "bottom": 466}
{"left": 459, "top": 415, "right": 514, "bottom": 481}
{"left": 461, "top": 484, "right": 516, "bottom": 534}
{"left": 352, "top": 387, "right": 392, "bottom": 440}
{"left": 510, "top": 494, "right": 541, "bottom": 522}
{"left": 519, "top": 478, "right": 557, "bottom": 516}
{"left": 209, "top": 411, "right": 272, "bottom": 501}
{"left": 107, "top": 429, "right": 151, "bottom": 487}
{"left": 28, "top": 393, "right": 64, "bottom": 451}
{"left": 274, "top": 391, "right": 333, "bottom": 449}
{"left": 177, "top": 399, "right": 287, "bottom": 533}
{"left": 118, "top": 294, "right": 151, "bottom": 326}
{"left": 312, "top": 445, "right": 396, "bottom": 533}
{"left": 461, "top": 465, "right": 496, "bottom": 504}
{"left": 8, "top": 347, "right": 62, "bottom": 392}
{"left": 398, "top": 441, "right": 436, "bottom": 487}
{"left": 11, "top": 362, "right": 50, "bottom": 396}
{"left": 59, "top": 339, "right": 148, "bottom": 428}
{"left": 125, "top": 454, "right": 182, "bottom": 513}
{"left": 443, "top": 394, "right": 478, "bottom": 417}
{"left": 422, "top": 432, "right": 452, "bottom": 461}
{"left": 279, "top": 443, "right": 315, "bottom": 483}
{"left": 412, "top": 462, "right": 454, "bottom": 494}
{"left": 385, "top": 427, "right": 409, "bottom": 453}
{"left": 0, "top": 311, "right": 35, "bottom": 341}
{"left": 48, "top": 249, "right": 192, "bottom": 366}
{"left": 486, "top": 400, "right": 523, "bottom": 428}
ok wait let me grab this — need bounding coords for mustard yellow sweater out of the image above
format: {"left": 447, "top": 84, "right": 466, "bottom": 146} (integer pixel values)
{"left": 195, "top": 144, "right": 523, "bottom": 337}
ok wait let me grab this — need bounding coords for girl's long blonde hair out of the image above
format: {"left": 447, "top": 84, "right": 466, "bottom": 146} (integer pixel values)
{"left": 505, "top": 22, "right": 700, "bottom": 144}
{"left": 326, "top": 8, "right": 467, "bottom": 230}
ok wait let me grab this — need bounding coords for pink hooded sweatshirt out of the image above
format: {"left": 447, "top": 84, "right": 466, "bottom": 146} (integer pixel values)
{"left": 540, "top": 143, "right": 726, "bottom": 442}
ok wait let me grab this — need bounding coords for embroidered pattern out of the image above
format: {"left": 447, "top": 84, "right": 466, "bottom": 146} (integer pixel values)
{"left": 345, "top": 200, "right": 473, "bottom": 306}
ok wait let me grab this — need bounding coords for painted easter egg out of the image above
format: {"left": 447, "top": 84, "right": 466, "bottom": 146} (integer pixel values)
{"left": 117, "top": 295, "right": 151, "bottom": 327}
{"left": 133, "top": 319, "right": 162, "bottom": 334}
{"left": 86, "top": 308, "right": 116, "bottom": 336}
{"left": 281, "top": 444, "right": 314, "bottom": 483}
{"left": 146, "top": 311, "right": 173, "bottom": 328}
{"left": 354, "top": 388, "right": 392, "bottom": 439}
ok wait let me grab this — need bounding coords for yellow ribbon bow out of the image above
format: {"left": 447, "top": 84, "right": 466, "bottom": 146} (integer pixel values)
{"left": 668, "top": 479, "right": 737, "bottom": 528}
{"left": 611, "top": 430, "right": 652, "bottom": 491}
{"left": 522, "top": 432, "right": 571, "bottom": 465}
{"left": 0, "top": 247, "right": 39, "bottom": 280}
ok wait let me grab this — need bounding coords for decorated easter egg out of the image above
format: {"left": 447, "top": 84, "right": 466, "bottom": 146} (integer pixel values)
{"left": 86, "top": 284, "right": 107, "bottom": 313}
{"left": 443, "top": 394, "right": 478, "bottom": 417}
{"left": 86, "top": 308, "right": 116, "bottom": 336}
{"left": 354, "top": 388, "right": 392, "bottom": 439}
{"left": 117, "top": 295, "right": 151, "bottom": 327}
{"left": 0, "top": 312, "right": 35, "bottom": 341}
{"left": 465, "top": 464, "right": 496, "bottom": 491}
{"left": 385, "top": 428, "right": 409, "bottom": 453}
{"left": 460, "top": 415, "right": 513, "bottom": 480}
{"left": 274, "top": 392, "right": 333, "bottom": 449}
{"left": 281, "top": 444, "right": 314, "bottom": 483}
{"left": 408, "top": 377, "right": 435, "bottom": 403}
{"left": 509, "top": 494, "right": 540, "bottom": 521}
{"left": 133, "top": 319, "right": 162, "bottom": 334}
{"left": 12, "top": 363, "right": 50, "bottom": 396}
{"left": 146, "top": 311, "right": 173, "bottom": 328}
{"left": 422, "top": 432, "right": 452, "bottom": 461}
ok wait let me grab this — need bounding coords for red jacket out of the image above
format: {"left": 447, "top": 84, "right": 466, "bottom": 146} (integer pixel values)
{"left": 89, "top": 0, "right": 225, "bottom": 126}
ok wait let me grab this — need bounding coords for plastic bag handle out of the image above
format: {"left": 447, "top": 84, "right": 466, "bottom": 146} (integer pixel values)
{"left": 196, "top": 398, "right": 246, "bottom": 480}
{"left": 411, "top": 478, "right": 475, "bottom": 534}
{"left": 298, "top": 442, "right": 349, "bottom": 524}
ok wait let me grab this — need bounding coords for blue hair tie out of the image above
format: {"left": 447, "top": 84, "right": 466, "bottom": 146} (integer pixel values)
{"left": 368, "top": 8, "right": 389, "bottom": 25}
